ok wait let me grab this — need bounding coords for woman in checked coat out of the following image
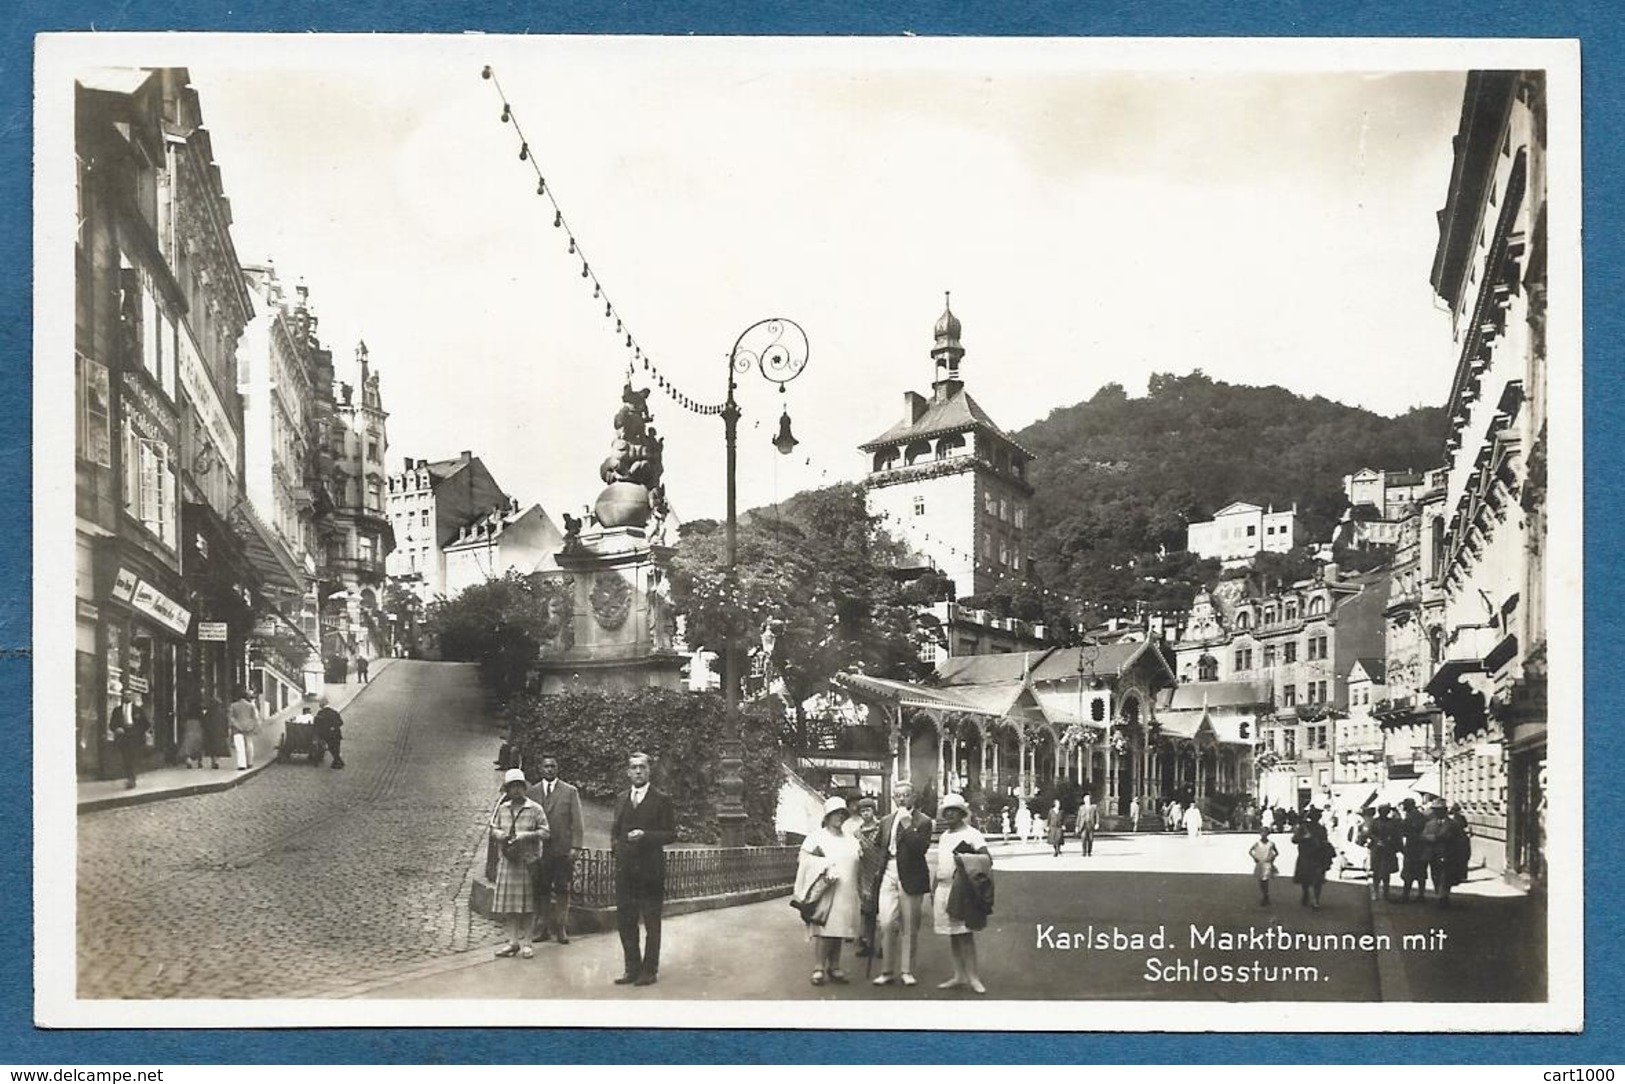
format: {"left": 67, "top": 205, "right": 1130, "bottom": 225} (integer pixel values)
{"left": 489, "top": 768, "right": 550, "bottom": 958}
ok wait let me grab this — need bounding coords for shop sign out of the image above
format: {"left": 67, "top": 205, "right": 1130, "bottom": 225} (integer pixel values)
{"left": 254, "top": 617, "right": 279, "bottom": 638}
{"left": 126, "top": 674, "right": 150, "bottom": 695}
{"left": 106, "top": 665, "right": 123, "bottom": 696}
{"left": 130, "top": 579, "right": 193, "bottom": 636}
{"left": 110, "top": 567, "right": 139, "bottom": 605}
{"left": 197, "top": 621, "right": 229, "bottom": 642}
{"left": 76, "top": 600, "right": 99, "bottom": 623}
{"left": 176, "top": 325, "right": 240, "bottom": 470}
{"left": 120, "top": 372, "right": 176, "bottom": 444}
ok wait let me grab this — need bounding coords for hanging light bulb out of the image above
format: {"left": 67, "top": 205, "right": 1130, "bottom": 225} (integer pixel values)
{"left": 567, "top": 237, "right": 576, "bottom": 254}
{"left": 772, "top": 408, "right": 799, "bottom": 455}
{"left": 593, "top": 282, "right": 600, "bottom": 298}
{"left": 500, "top": 103, "right": 511, "bottom": 122}
{"left": 581, "top": 263, "right": 589, "bottom": 278}
{"left": 482, "top": 65, "right": 493, "bottom": 80}
{"left": 519, "top": 142, "right": 529, "bottom": 161}
{"left": 605, "top": 301, "right": 612, "bottom": 317}
{"left": 553, "top": 210, "right": 562, "bottom": 228}
{"left": 537, "top": 177, "right": 546, "bottom": 195}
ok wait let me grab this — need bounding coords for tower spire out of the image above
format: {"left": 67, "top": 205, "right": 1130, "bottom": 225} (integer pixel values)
{"left": 931, "top": 292, "right": 965, "bottom": 388}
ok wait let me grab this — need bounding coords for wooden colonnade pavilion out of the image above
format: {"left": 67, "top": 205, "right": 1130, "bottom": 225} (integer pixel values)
{"left": 836, "top": 641, "right": 1256, "bottom": 827}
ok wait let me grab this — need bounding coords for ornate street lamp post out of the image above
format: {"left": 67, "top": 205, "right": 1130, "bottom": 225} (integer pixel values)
{"left": 717, "top": 318, "right": 809, "bottom": 847}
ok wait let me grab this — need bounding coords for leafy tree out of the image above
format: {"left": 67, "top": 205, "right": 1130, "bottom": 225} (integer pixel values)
{"left": 669, "top": 482, "right": 929, "bottom": 748}
{"left": 423, "top": 571, "right": 569, "bottom": 704}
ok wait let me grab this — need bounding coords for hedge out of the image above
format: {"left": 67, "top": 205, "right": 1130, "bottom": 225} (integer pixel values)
{"left": 503, "top": 687, "right": 783, "bottom": 845}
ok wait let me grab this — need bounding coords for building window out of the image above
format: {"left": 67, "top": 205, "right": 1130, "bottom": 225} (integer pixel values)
{"left": 421, "top": 508, "right": 430, "bottom": 527}
{"left": 998, "top": 498, "right": 1009, "bottom": 522}
{"left": 1198, "top": 655, "right": 1218, "bottom": 682}
{"left": 1283, "top": 729, "right": 1296, "bottom": 758}
{"left": 983, "top": 529, "right": 993, "bottom": 559}
{"left": 367, "top": 439, "right": 379, "bottom": 462}
{"left": 1013, "top": 507, "right": 1025, "bottom": 528}
{"left": 1309, "top": 596, "right": 1326, "bottom": 615}
{"left": 1284, "top": 642, "right": 1298, "bottom": 664}
{"left": 1262, "top": 645, "right": 1276, "bottom": 668}
{"left": 122, "top": 425, "right": 176, "bottom": 548}
{"left": 1282, "top": 684, "right": 1297, "bottom": 707}
{"left": 984, "top": 492, "right": 996, "bottom": 515}
{"left": 1247, "top": 525, "right": 1257, "bottom": 537}
{"left": 913, "top": 496, "right": 925, "bottom": 516}
{"left": 1234, "top": 648, "right": 1253, "bottom": 671}
{"left": 1285, "top": 601, "right": 1298, "bottom": 621}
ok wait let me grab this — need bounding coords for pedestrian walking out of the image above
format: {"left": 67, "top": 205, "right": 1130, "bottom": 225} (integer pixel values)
{"left": 796, "top": 796, "right": 862, "bottom": 986}
{"left": 932, "top": 793, "right": 992, "bottom": 994}
{"left": 1000, "top": 805, "right": 1013, "bottom": 839}
{"left": 1424, "top": 799, "right": 1468, "bottom": 908}
{"left": 871, "top": 780, "right": 932, "bottom": 988}
{"left": 314, "top": 697, "right": 345, "bottom": 769}
{"left": 1248, "top": 829, "right": 1278, "bottom": 906}
{"left": 611, "top": 751, "right": 676, "bottom": 986}
{"left": 531, "top": 754, "right": 584, "bottom": 944}
{"left": 488, "top": 768, "right": 549, "bottom": 959}
{"left": 1291, "top": 808, "right": 1333, "bottom": 909}
{"left": 1128, "top": 795, "right": 1140, "bottom": 833}
{"left": 1398, "top": 798, "right": 1429, "bottom": 902}
{"left": 178, "top": 695, "right": 205, "bottom": 769}
{"left": 1014, "top": 800, "right": 1032, "bottom": 844}
{"left": 356, "top": 653, "right": 370, "bottom": 684}
{"left": 1046, "top": 800, "right": 1065, "bottom": 858}
{"left": 1167, "top": 800, "right": 1182, "bottom": 833}
{"left": 1369, "top": 803, "right": 1401, "bottom": 901}
{"left": 105, "top": 691, "right": 150, "bottom": 789}
{"left": 1077, "top": 794, "right": 1099, "bottom": 856}
{"left": 1446, "top": 802, "right": 1473, "bottom": 896}
{"left": 227, "top": 686, "right": 260, "bottom": 771}
{"left": 847, "top": 796, "right": 884, "bottom": 962}
{"left": 1183, "top": 801, "right": 1204, "bottom": 839}
{"left": 202, "top": 694, "right": 228, "bottom": 769}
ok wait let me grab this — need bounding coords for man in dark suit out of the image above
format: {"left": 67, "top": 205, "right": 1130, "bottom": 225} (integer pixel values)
{"left": 610, "top": 751, "right": 676, "bottom": 986}
{"left": 871, "top": 780, "right": 933, "bottom": 987}
{"left": 531, "top": 753, "right": 585, "bottom": 945}
{"left": 1077, "top": 794, "right": 1100, "bottom": 856}
{"left": 106, "top": 691, "right": 150, "bottom": 789}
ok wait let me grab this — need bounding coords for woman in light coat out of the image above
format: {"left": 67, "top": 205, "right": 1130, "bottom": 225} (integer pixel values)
{"left": 488, "top": 768, "right": 549, "bottom": 958}
{"left": 798, "top": 796, "right": 861, "bottom": 986}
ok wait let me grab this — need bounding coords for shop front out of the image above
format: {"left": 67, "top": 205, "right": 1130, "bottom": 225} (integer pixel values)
{"left": 181, "top": 500, "right": 258, "bottom": 723}
{"left": 88, "top": 543, "right": 192, "bottom": 778}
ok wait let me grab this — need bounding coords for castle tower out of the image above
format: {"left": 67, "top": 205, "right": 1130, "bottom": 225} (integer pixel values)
{"left": 859, "top": 298, "right": 1035, "bottom": 599}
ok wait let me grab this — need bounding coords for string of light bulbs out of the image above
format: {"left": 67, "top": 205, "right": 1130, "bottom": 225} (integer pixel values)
{"left": 481, "top": 64, "right": 725, "bottom": 416}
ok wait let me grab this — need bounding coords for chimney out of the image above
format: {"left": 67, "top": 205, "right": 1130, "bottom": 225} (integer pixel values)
{"left": 461, "top": 450, "right": 472, "bottom": 462}
{"left": 403, "top": 456, "right": 414, "bottom": 472}
{"left": 904, "top": 391, "right": 928, "bottom": 424}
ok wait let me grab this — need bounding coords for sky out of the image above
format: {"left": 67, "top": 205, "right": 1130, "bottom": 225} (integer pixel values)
{"left": 181, "top": 37, "right": 1468, "bottom": 525}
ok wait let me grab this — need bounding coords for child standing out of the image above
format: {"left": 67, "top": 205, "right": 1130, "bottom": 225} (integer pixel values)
{"left": 1248, "top": 830, "right": 1279, "bottom": 906}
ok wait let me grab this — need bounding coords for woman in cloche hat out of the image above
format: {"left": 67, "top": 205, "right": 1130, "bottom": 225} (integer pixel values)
{"left": 796, "top": 795, "right": 862, "bottom": 986}
{"left": 488, "top": 767, "right": 550, "bottom": 958}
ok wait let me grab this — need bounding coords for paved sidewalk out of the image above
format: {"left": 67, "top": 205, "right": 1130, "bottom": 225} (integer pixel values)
{"left": 358, "top": 831, "right": 1542, "bottom": 1003}
{"left": 77, "top": 658, "right": 394, "bottom": 814}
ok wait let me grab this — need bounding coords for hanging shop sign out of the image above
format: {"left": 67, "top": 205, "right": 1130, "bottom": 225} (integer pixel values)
{"left": 130, "top": 579, "right": 192, "bottom": 636}
{"left": 76, "top": 600, "right": 99, "bottom": 623}
{"left": 106, "top": 665, "right": 123, "bottom": 697}
{"left": 125, "top": 674, "right": 150, "bottom": 695}
{"left": 197, "top": 621, "right": 229, "bottom": 642}
{"left": 110, "top": 567, "right": 139, "bottom": 605}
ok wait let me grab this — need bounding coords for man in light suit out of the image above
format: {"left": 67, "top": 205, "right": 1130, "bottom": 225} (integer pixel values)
{"left": 531, "top": 753, "right": 585, "bottom": 945}
{"left": 610, "top": 751, "right": 676, "bottom": 986}
{"left": 871, "top": 780, "right": 934, "bottom": 987}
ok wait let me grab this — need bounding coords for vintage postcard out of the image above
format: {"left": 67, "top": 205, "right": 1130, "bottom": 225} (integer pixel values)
{"left": 34, "top": 33, "right": 1582, "bottom": 1030}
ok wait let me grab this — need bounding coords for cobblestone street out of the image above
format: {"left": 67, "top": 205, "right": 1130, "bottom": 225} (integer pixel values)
{"left": 77, "top": 661, "right": 506, "bottom": 999}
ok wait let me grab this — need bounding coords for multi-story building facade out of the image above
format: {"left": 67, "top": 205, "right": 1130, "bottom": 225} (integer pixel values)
{"left": 442, "top": 499, "right": 566, "bottom": 597}
{"left": 1171, "top": 569, "right": 1388, "bottom": 809}
{"left": 1334, "top": 659, "right": 1388, "bottom": 789}
{"left": 1186, "top": 502, "right": 1307, "bottom": 567}
{"left": 385, "top": 452, "right": 507, "bottom": 604}
{"left": 321, "top": 344, "right": 393, "bottom": 661}
{"left": 1421, "top": 70, "right": 1549, "bottom": 885}
{"left": 74, "top": 68, "right": 271, "bottom": 778}
{"left": 860, "top": 301, "right": 1036, "bottom": 603}
{"left": 238, "top": 263, "right": 323, "bottom": 706}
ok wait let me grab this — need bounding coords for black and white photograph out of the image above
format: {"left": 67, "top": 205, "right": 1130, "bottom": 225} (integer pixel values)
{"left": 34, "top": 34, "right": 1582, "bottom": 1030}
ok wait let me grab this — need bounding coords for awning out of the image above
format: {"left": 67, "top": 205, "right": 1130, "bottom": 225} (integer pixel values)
{"left": 835, "top": 672, "right": 1025, "bottom": 719}
{"left": 228, "top": 500, "right": 308, "bottom": 597}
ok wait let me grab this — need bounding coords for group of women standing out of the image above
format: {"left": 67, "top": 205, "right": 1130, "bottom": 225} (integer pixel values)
{"left": 794, "top": 793, "right": 994, "bottom": 993}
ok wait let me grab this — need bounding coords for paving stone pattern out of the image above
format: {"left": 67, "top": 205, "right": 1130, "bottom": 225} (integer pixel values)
{"left": 77, "top": 661, "right": 507, "bottom": 999}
